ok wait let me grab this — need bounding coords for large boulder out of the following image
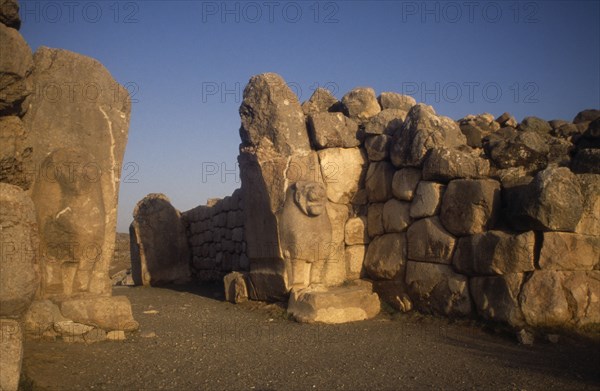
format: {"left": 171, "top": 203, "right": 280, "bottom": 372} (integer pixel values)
{"left": 407, "top": 217, "right": 455, "bottom": 264}
{"left": 308, "top": 112, "right": 360, "bottom": 149}
{"left": 409, "top": 181, "right": 445, "bottom": 219}
{"left": 130, "top": 193, "right": 191, "bottom": 286}
{"left": 364, "top": 233, "right": 407, "bottom": 280}
{"left": 25, "top": 47, "right": 131, "bottom": 298}
{"left": 239, "top": 73, "right": 309, "bottom": 155}
{"left": 367, "top": 203, "right": 385, "bottom": 238}
{"left": 518, "top": 116, "right": 551, "bottom": 133}
{"left": 365, "top": 161, "right": 394, "bottom": 202}
{"left": 520, "top": 271, "right": 600, "bottom": 327}
{"left": 378, "top": 92, "right": 416, "bottom": 111}
{"left": 539, "top": 232, "right": 600, "bottom": 271}
{"left": 364, "top": 134, "right": 391, "bottom": 161}
{"left": 422, "top": 147, "right": 489, "bottom": 182}
{"left": 0, "top": 319, "right": 22, "bottom": 391}
{"left": 405, "top": 261, "right": 471, "bottom": 316}
{"left": 440, "top": 179, "right": 501, "bottom": 236}
{"left": 0, "top": 183, "right": 38, "bottom": 318}
{"left": 0, "top": 116, "right": 32, "bottom": 189}
{"left": 390, "top": 104, "right": 466, "bottom": 167}
{"left": 287, "top": 281, "right": 380, "bottom": 324}
{"left": 0, "top": 22, "right": 32, "bottom": 115}
{"left": 453, "top": 231, "right": 535, "bottom": 275}
{"left": 364, "top": 109, "right": 407, "bottom": 136}
{"left": 382, "top": 198, "right": 411, "bottom": 233}
{"left": 301, "top": 87, "right": 340, "bottom": 116}
{"left": 318, "top": 147, "right": 367, "bottom": 204}
{"left": 341, "top": 87, "right": 381, "bottom": 122}
{"left": 470, "top": 274, "right": 525, "bottom": 327}
{"left": 504, "top": 167, "right": 583, "bottom": 232}
{"left": 483, "top": 129, "right": 549, "bottom": 171}
{"left": 391, "top": 168, "right": 421, "bottom": 201}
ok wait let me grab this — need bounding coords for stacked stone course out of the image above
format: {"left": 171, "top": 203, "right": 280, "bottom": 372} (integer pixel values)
{"left": 182, "top": 189, "right": 247, "bottom": 282}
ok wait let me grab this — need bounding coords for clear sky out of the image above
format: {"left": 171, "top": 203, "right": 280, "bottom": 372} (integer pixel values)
{"left": 19, "top": 0, "right": 600, "bottom": 232}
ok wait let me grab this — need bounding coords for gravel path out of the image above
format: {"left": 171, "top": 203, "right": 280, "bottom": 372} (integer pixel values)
{"left": 21, "top": 283, "right": 600, "bottom": 391}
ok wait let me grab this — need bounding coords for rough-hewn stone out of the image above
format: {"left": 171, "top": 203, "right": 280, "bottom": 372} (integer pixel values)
{"left": 372, "top": 280, "right": 412, "bottom": 312}
{"left": 470, "top": 274, "right": 525, "bottom": 327}
{"left": 287, "top": 281, "right": 380, "bottom": 323}
{"left": 239, "top": 73, "right": 309, "bottom": 155}
{"left": 224, "top": 272, "right": 249, "bottom": 303}
{"left": 341, "top": 87, "right": 381, "bottom": 122}
{"left": 504, "top": 167, "right": 583, "bottom": 232}
{"left": 519, "top": 116, "right": 551, "bottom": 133}
{"left": 382, "top": 198, "right": 411, "bottom": 233}
{"left": 539, "top": 232, "right": 600, "bottom": 271}
{"left": 390, "top": 104, "right": 466, "bottom": 167}
{"left": 409, "top": 181, "right": 445, "bottom": 219}
{"left": 365, "top": 161, "right": 394, "bottom": 202}
{"left": 364, "top": 109, "right": 407, "bottom": 136}
{"left": 364, "top": 134, "right": 391, "bottom": 161}
{"left": 367, "top": 203, "right": 385, "bottom": 238}
{"left": 453, "top": 231, "right": 535, "bottom": 275}
{"left": 301, "top": 87, "right": 340, "bottom": 116}
{"left": 440, "top": 179, "right": 501, "bottom": 236}
{"left": 60, "top": 296, "right": 138, "bottom": 331}
{"left": 405, "top": 261, "right": 471, "bottom": 316}
{"left": 130, "top": 193, "right": 191, "bottom": 286}
{"left": 407, "top": 217, "right": 455, "bottom": 264}
{"left": 422, "top": 147, "right": 489, "bottom": 182}
{"left": 0, "top": 115, "right": 32, "bottom": 188}
{"left": 308, "top": 112, "right": 360, "bottom": 149}
{"left": 364, "top": 233, "right": 407, "bottom": 280}
{"left": 575, "top": 174, "right": 600, "bottom": 236}
{"left": 391, "top": 168, "right": 421, "bottom": 201}
{"left": 0, "top": 183, "right": 38, "bottom": 317}
{"left": 345, "top": 245, "right": 365, "bottom": 280}
{"left": 378, "top": 92, "right": 416, "bottom": 111}
{"left": 0, "top": 23, "right": 32, "bottom": 115}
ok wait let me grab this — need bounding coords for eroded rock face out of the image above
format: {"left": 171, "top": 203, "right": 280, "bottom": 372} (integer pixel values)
{"left": 308, "top": 112, "right": 360, "bottom": 149}
{"left": 390, "top": 104, "right": 466, "bottom": 167}
{"left": 0, "top": 22, "right": 32, "bottom": 115}
{"left": 440, "top": 179, "right": 501, "bottom": 236}
{"left": 0, "top": 115, "right": 32, "bottom": 188}
{"left": 365, "top": 161, "right": 394, "bottom": 202}
{"left": 364, "top": 233, "right": 407, "bottom": 280}
{"left": 453, "top": 231, "right": 535, "bottom": 276}
{"left": 239, "top": 73, "right": 309, "bottom": 155}
{"left": 25, "top": 47, "right": 131, "bottom": 299}
{"left": 341, "top": 87, "right": 381, "bottom": 122}
{"left": 301, "top": 87, "right": 340, "bottom": 116}
{"left": 539, "top": 232, "right": 600, "bottom": 271}
{"left": 504, "top": 166, "right": 583, "bottom": 232}
{"left": 520, "top": 271, "right": 600, "bottom": 327}
{"left": 405, "top": 261, "right": 471, "bottom": 317}
{"left": 130, "top": 193, "right": 191, "bottom": 286}
{"left": 407, "top": 217, "right": 455, "bottom": 265}
{"left": 378, "top": 92, "right": 415, "bottom": 111}
{"left": 422, "top": 147, "right": 490, "bottom": 182}
{"left": 575, "top": 174, "right": 600, "bottom": 236}
{"left": 0, "top": 183, "right": 38, "bottom": 317}
{"left": 470, "top": 274, "right": 525, "bottom": 327}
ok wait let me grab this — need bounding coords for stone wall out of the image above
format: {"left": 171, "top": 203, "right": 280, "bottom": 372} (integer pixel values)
{"left": 227, "top": 73, "right": 599, "bottom": 329}
{"left": 182, "top": 189, "right": 247, "bottom": 282}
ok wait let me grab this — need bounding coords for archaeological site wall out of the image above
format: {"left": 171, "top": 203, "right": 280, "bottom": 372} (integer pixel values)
{"left": 182, "top": 189, "right": 248, "bottom": 281}
{"left": 197, "top": 73, "right": 598, "bottom": 329}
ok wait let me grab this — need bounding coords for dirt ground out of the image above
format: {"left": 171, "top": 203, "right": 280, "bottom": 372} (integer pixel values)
{"left": 21, "top": 283, "right": 600, "bottom": 391}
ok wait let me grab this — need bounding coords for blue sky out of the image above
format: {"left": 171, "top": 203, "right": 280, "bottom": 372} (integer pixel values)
{"left": 20, "top": 0, "right": 600, "bottom": 232}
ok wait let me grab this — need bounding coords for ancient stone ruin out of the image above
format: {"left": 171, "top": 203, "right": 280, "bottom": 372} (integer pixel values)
{"left": 0, "top": 1, "right": 136, "bottom": 389}
{"left": 1, "top": 0, "right": 599, "bottom": 387}
{"left": 134, "top": 72, "right": 598, "bottom": 330}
